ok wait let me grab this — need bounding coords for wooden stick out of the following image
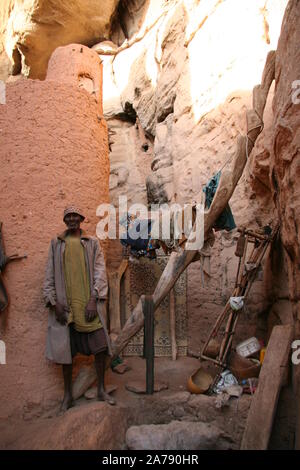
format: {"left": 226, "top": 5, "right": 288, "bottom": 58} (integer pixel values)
{"left": 237, "top": 228, "right": 269, "bottom": 241}
{"left": 201, "top": 354, "right": 226, "bottom": 368}
{"left": 222, "top": 309, "right": 241, "bottom": 363}
{"left": 201, "top": 301, "right": 231, "bottom": 359}
{"left": 143, "top": 296, "right": 155, "bottom": 395}
{"left": 169, "top": 288, "right": 177, "bottom": 361}
{"left": 243, "top": 242, "right": 269, "bottom": 299}
{"left": 218, "top": 306, "right": 235, "bottom": 363}
{"left": 237, "top": 236, "right": 248, "bottom": 288}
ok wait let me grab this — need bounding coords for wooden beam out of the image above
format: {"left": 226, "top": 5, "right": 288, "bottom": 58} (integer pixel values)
{"left": 241, "top": 324, "right": 294, "bottom": 450}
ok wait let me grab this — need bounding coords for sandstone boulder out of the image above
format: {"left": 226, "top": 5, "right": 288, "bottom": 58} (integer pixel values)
{"left": 5, "top": 402, "right": 128, "bottom": 450}
{"left": 126, "top": 420, "right": 233, "bottom": 450}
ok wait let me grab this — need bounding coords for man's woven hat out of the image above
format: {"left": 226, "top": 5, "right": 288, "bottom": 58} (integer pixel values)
{"left": 63, "top": 205, "right": 85, "bottom": 222}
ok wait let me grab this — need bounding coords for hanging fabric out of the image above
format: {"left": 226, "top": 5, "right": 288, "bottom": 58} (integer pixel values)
{"left": 203, "top": 171, "right": 236, "bottom": 231}
{"left": 120, "top": 213, "right": 156, "bottom": 258}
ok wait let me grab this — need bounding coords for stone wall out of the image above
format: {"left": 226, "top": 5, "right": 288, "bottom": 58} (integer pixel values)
{"left": 0, "top": 0, "right": 119, "bottom": 80}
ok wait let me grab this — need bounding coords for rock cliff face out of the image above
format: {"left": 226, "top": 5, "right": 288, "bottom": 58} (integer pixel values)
{"left": 0, "top": 0, "right": 119, "bottom": 80}
{"left": 270, "top": 1, "right": 300, "bottom": 328}
{"left": 99, "top": 0, "right": 286, "bottom": 203}
{"left": 96, "top": 0, "right": 288, "bottom": 354}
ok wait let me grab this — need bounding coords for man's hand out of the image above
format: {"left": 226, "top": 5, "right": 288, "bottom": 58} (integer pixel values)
{"left": 85, "top": 297, "right": 98, "bottom": 322}
{"left": 55, "top": 302, "right": 69, "bottom": 325}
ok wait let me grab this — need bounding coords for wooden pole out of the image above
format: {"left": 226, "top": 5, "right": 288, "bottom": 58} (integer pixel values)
{"left": 169, "top": 288, "right": 177, "bottom": 361}
{"left": 143, "top": 295, "right": 155, "bottom": 395}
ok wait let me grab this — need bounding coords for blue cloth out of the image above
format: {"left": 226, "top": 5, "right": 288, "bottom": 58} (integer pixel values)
{"left": 203, "top": 171, "right": 236, "bottom": 231}
{"left": 120, "top": 214, "right": 153, "bottom": 256}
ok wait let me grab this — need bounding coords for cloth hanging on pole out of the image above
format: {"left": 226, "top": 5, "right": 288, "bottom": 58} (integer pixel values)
{"left": 203, "top": 171, "right": 236, "bottom": 231}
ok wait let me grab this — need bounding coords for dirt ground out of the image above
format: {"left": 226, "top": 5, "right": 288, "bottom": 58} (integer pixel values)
{"left": 0, "top": 355, "right": 253, "bottom": 449}
{"left": 105, "top": 356, "right": 203, "bottom": 404}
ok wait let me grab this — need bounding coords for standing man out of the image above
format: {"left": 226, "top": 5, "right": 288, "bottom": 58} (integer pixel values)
{"left": 43, "top": 206, "right": 115, "bottom": 412}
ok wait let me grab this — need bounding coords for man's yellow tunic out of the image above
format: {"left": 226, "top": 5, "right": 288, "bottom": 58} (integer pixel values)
{"left": 64, "top": 234, "right": 102, "bottom": 333}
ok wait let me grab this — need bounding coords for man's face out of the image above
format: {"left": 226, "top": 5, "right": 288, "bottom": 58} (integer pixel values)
{"left": 64, "top": 213, "right": 82, "bottom": 231}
